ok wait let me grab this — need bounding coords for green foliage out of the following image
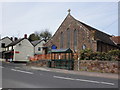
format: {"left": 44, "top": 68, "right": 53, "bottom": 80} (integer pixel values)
{"left": 28, "top": 33, "right": 40, "bottom": 42}
{"left": 40, "top": 30, "right": 52, "bottom": 42}
{"left": 28, "top": 29, "right": 52, "bottom": 42}
{"left": 80, "top": 49, "right": 120, "bottom": 61}
{"left": 80, "top": 48, "right": 93, "bottom": 60}
{"left": 107, "top": 50, "right": 120, "bottom": 61}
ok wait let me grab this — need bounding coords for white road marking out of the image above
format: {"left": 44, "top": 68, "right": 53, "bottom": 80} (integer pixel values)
{"left": 31, "top": 67, "right": 50, "bottom": 71}
{"left": 53, "top": 76, "right": 115, "bottom": 86}
{"left": 11, "top": 69, "right": 33, "bottom": 74}
{"left": 39, "top": 68, "right": 50, "bottom": 71}
{"left": 0, "top": 66, "right": 4, "bottom": 68}
{"left": 101, "top": 82, "right": 115, "bottom": 86}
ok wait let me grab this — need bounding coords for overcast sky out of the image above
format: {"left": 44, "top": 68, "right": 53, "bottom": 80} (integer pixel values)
{"left": 0, "top": 2, "right": 118, "bottom": 38}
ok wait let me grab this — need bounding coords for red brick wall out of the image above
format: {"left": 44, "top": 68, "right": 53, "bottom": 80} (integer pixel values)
{"left": 45, "top": 14, "right": 97, "bottom": 53}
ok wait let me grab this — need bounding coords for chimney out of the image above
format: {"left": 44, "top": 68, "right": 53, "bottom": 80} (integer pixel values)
{"left": 14, "top": 37, "right": 18, "bottom": 41}
{"left": 10, "top": 37, "right": 13, "bottom": 41}
{"left": 24, "top": 34, "right": 27, "bottom": 39}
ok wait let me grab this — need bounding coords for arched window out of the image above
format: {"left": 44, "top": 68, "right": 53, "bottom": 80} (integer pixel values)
{"left": 67, "top": 28, "right": 70, "bottom": 48}
{"left": 74, "top": 29, "right": 77, "bottom": 50}
{"left": 60, "top": 32, "right": 63, "bottom": 48}
{"left": 82, "top": 44, "right": 86, "bottom": 50}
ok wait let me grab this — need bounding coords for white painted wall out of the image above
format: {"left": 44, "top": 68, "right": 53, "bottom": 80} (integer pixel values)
{"left": 13, "top": 39, "right": 34, "bottom": 62}
{"left": 34, "top": 41, "right": 45, "bottom": 55}
{"left": 0, "top": 38, "right": 12, "bottom": 52}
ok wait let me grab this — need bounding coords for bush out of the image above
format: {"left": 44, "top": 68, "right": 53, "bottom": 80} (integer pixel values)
{"left": 107, "top": 50, "right": 120, "bottom": 61}
{"left": 80, "top": 48, "right": 93, "bottom": 60}
{"left": 79, "top": 49, "right": 120, "bottom": 61}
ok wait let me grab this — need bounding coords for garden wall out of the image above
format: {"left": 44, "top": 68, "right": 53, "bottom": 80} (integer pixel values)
{"left": 27, "top": 60, "right": 48, "bottom": 67}
{"left": 74, "top": 60, "right": 119, "bottom": 74}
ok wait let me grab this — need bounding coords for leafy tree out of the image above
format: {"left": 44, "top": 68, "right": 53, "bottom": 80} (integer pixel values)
{"left": 28, "top": 33, "right": 40, "bottom": 42}
{"left": 39, "top": 29, "right": 52, "bottom": 42}
{"left": 28, "top": 29, "right": 52, "bottom": 42}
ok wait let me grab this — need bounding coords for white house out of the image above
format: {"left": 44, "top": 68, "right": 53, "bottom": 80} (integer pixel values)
{"left": 0, "top": 37, "right": 12, "bottom": 58}
{"left": 31, "top": 40, "right": 45, "bottom": 55}
{"left": 4, "top": 37, "right": 34, "bottom": 62}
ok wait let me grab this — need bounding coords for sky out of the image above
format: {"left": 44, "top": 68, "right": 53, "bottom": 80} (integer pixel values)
{"left": 0, "top": 2, "right": 119, "bottom": 38}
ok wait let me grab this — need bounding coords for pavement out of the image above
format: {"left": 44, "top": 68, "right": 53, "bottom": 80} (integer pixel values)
{"left": 29, "top": 66, "right": 119, "bottom": 80}
{"left": 1, "top": 61, "right": 119, "bottom": 88}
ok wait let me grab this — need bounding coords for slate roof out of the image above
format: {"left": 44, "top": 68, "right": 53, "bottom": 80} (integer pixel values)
{"left": 0, "top": 36, "right": 12, "bottom": 41}
{"left": 6, "top": 38, "right": 25, "bottom": 47}
{"left": 45, "top": 14, "right": 117, "bottom": 47}
{"left": 31, "top": 40, "right": 44, "bottom": 46}
{"left": 73, "top": 15, "right": 117, "bottom": 46}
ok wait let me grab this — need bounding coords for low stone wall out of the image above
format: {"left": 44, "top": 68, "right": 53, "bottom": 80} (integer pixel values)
{"left": 74, "top": 60, "right": 119, "bottom": 74}
{"left": 27, "top": 60, "right": 48, "bottom": 67}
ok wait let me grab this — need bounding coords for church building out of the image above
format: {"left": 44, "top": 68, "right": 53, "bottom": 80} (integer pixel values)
{"left": 45, "top": 10, "right": 119, "bottom": 53}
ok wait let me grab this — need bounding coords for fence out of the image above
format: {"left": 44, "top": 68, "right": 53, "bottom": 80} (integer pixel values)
{"left": 29, "top": 53, "right": 79, "bottom": 61}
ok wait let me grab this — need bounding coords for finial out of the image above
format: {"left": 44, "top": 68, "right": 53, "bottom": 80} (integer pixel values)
{"left": 68, "top": 9, "right": 71, "bottom": 14}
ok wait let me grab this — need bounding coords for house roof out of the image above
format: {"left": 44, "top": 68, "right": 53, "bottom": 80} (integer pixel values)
{"left": 6, "top": 38, "right": 25, "bottom": 47}
{"left": 49, "top": 48, "right": 73, "bottom": 53}
{"left": 31, "top": 40, "right": 44, "bottom": 46}
{"left": 0, "top": 36, "right": 12, "bottom": 41}
{"left": 111, "top": 36, "right": 120, "bottom": 45}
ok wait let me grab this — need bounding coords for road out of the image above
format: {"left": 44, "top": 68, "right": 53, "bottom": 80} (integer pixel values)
{"left": 0, "top": 61, "right": 119, "bottom": 88}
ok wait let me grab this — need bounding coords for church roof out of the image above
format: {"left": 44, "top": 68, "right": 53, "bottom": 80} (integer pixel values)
{"left": 45, "top": 12, "right": 117, "bottom": 47}
{"left": 111, "top": 36, "right": 120, "bottom": 45}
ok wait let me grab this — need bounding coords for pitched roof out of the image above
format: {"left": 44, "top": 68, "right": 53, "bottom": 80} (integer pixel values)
{"left": 6, "top": 38, "right": 25, "bottom": 47}
{"left": 45, "top": 13, "right": 117, "bottom": 46}
{"left": 111, "top": 36, "right": 120, "bottom": 45}
{"left": 0, "top": 36, "right": 12, "bottom": 41}
{"left": 68, "top": 14, "right": 117, "bottom": 46}
{"left": 31, "top": 40, "right": 44, "bottom": 46}
{"left": 73, "top": 15, "right": 116, "bottom": 46}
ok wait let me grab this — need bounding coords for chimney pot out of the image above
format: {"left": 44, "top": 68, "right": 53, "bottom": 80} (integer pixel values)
{"left": 10, "top": 37, "right": 13, "bottom": 41}
{"left": 24, "top": 34, "right": 27, "bottom": 39}
{"left": 14, "top": 37, "right": 18, "bottom": 41}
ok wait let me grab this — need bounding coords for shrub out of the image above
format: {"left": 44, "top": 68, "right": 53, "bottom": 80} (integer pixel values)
{"left": 79, "top": 49, "right": 120, "bottom": 61}
{"left": 107, "top": 50, "right": 120, "bottom": 61}
{"left": 80, "top": 48, "right": 93, "bottom": 60}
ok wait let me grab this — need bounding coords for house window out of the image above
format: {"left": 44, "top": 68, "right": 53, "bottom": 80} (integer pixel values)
{"left": 67, "top": 28, "right": 70, "bottom": 48}
{"left": 74, "top": 29, "right": 77, "bottom": 50}
{"left": 1, "top": 43, "right": 5, "bottom": 48}
{"left": 60, "top": 32, "right": 64, "bottom": 48}
{"left": 38, "top": 47, "right": 41, "bottom": 51}
{"left": 82, "top": 44, "right": 86, "bottom": 50}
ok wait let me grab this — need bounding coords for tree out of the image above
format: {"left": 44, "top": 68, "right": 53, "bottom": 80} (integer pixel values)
{"left": 28, "top": 29, "right": 52, "bottom": 42}
{"left": 39, "top": 29, "right": 52, "bottom": 42}
{"left": 28, "top": 33, "right": 40, "bottom": 42}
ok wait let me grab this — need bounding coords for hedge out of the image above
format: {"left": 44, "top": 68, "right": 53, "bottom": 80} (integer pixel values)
{"left": 80, "top": 49, "right": 120, "bottom": 61}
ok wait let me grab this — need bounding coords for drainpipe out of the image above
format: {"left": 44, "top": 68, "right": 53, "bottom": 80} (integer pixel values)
{"left": 34, "top": 46, "right": 35, "bottom": 56}
{"left": 13, "top": 46, "right": 16, "bottom": 62}
{"left": 77, "top": 50, "right": 80, "bottom": 71}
